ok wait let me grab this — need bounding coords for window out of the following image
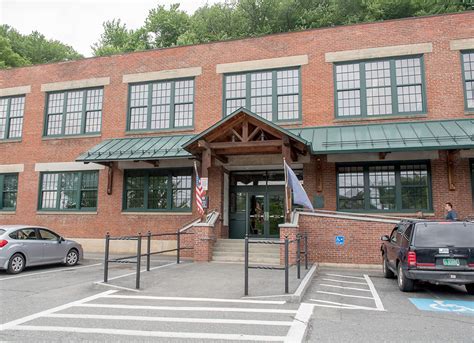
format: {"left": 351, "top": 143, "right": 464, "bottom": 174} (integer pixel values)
{"left": 0, "top": 174, "right": 18, "bottom": 210}
{"left": 10, "top": 228, "right": 37, "bottom": 240}
{"left": 128, "top": 79, "right": 194, "bottom": 131}
{"left": 124, "top": 169, "right": 192, "bottom": 212}
{"left": 39, "top": 229, "right": 59, "bottom": 241}
{"left": 462, "top": 51, "right": 474, "bottom": 111}
{"left": 39, "top": 171, "right": 98, "bottom": 211}
{"left": 0, "top": 95, "right": 25, "bottom": 140}
{"left": 224, "top": 68, "right": 301, "bottom": 122}
{"left": 335, "top": 56, "right": 425, "bottom": 118}
{"left": 337, "top": 163, "right": 431, "bottom": 212}
{"left": 45, "top": 88, "right": 103, "bottom": 136}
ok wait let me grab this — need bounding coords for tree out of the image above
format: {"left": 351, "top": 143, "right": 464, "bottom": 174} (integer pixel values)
{"left": 0, "top": 36, "right": 30, "bottom": 69}
{"left": 144, "top": 4, "right": 190, "bottom": 48}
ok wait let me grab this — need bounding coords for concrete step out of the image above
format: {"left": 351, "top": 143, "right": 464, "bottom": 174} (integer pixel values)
{"left": 213, "top": 246, "right": 280, "bottom": 253}
{"left": 212, "top": 251, "right": 279, "bottom": 259}
{"left": 212, "top": 255, "right": 280, "bottom": 265}
{"left": 212, "top": 239, "right": 280, "bottom": 264}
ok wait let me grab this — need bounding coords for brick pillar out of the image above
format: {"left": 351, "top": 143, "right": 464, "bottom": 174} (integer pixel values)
{"left": 179, "top": 229, "right": 195, "bottom": 259}
{"left": 193, "top": 224, "right": 216, "bottom": 262}
{"left": 279, "top": 224, "right": 299, "bottom": 265}
{"left": 208, "top": 166, "right": 224, "bottom": 238}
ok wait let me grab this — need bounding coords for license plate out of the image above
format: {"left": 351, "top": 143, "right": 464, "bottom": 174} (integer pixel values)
{"left": 443, "top": 258, "right": 460, "bottom": 266}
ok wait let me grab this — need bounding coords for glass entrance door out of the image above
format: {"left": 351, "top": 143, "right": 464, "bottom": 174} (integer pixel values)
{"left": 249, "top": 193, "right": 265, "bottom": 236}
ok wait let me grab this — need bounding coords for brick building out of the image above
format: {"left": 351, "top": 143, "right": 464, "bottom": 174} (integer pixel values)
{"left": 0, "top": 12, "right": 473, "bottom": 263}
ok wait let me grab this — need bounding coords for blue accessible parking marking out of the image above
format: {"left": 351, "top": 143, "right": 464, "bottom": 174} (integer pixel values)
{"left": 409, "top": 298, "right": 474, "bottom": 316}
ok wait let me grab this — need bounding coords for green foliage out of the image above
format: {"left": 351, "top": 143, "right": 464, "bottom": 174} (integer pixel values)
{"left": 88, "top": 0, "right": 471, "bottom": 57}
{"left": 0, "top": 25, "right": 82, "bottom": 69}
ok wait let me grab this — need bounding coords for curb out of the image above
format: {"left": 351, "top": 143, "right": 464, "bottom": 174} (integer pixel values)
{"left": 289, "top": 263, "right": 318, "bottom": 303}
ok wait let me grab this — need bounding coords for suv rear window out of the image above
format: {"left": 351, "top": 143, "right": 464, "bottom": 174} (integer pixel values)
{"left": 414, "top": 223, "right": 474, "bottom": 247}
{"left": 0, "top": 229, "right": 5, "bottom": 235}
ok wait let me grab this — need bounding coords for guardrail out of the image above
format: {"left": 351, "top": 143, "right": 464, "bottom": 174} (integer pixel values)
{"left": 244, "top": 233, "right": 308, "bottom": 295}
{"left": 103, "top": 230, "right": 194, "bottom": 289}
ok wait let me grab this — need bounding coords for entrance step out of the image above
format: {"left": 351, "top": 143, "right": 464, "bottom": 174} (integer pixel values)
{"left": 212, "top": 239, "right": 280, "bottom": 265}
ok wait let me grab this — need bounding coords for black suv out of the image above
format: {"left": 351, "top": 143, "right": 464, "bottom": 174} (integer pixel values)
{"left": 381, "top": 220, "right": 474, "bottom": 294}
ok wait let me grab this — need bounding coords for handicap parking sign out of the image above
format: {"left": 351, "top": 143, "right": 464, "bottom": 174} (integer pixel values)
{"left": 335, "top": 236, "right": 345, "bottom": 246}
{"left": 409, "top": 298, "right": 474, "bottom": 316}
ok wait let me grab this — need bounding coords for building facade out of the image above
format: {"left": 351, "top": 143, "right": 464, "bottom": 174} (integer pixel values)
{"left": 0, "top": 13, "right": 473, "bottom": 258}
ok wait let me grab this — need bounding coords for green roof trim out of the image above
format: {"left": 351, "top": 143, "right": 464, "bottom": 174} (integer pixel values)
{"left": 182, "top": 107, "right": 308, "bottom": 149}
{"left": 289, "top": 119, "right": 474, "bottom": 154}
{"left": 76, "top": 134, "right": 194, "bottom": 162}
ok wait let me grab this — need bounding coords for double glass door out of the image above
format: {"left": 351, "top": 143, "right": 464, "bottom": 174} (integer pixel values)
{"left": 229, "top": 188, "right": 285, "bottom": 239}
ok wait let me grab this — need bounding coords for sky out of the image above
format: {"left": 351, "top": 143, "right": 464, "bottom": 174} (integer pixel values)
{"left": 1, "top": 0, "right": 222, "bottom": 57}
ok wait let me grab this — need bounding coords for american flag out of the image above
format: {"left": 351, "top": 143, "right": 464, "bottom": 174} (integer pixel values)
{"left": 194, "top": 162, "right": 204, "bottom": 215}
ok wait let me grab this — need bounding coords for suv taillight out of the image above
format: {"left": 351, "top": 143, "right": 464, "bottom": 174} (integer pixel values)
{"left": 408, "top": 251, "right": 417, "bottom": 267}
{"left": 0, "top": 240, "right": 8, "bottom": 248}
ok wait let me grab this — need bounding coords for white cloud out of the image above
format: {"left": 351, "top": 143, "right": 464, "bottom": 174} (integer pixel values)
{"left": 1, "top": 0, "right": 221, "bottom": 56}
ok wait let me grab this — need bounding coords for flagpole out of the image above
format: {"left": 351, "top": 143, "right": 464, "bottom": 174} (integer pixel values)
{"left": 283, "top": 157, "right": 291, "bottom": 223}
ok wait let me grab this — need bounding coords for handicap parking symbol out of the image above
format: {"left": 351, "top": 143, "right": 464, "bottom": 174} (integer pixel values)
{"left": 409, "top": 298, "right": 474, "bottom": 316}
{"left": 335, "top": 236, "right": 345, "bottom": 246}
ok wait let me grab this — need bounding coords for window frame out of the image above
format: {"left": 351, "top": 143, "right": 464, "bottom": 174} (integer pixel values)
{"left": 461, "top": 50, "right": 474, "bottom": 113}
{"left": 336, "top": 161, "right": 433, "bottom": 213}
{"left": 334, "top": 55, "right": 427, "bottom": 119}
{"left": 126, "top": 78, "right": 195, "bottom": 132}
{"left": 37, "top": 171, "right": 99, "bottom": 212}
{"left": 222, "top": 67, "right": 302, "bottom": 123}
{"left": 122, "top": 168, "right": 193, "bottom": 212}
{"left": 0, "top": 95, "right": 25, "bottom": 140}
{"left": 471, "top": 159, "right": 474, "bottom": 206}
{"left": 0, "top": 173, "right": 18, "bottom": 211}
{"left": 43, "top": 87, "right": 104, "bottom": 138}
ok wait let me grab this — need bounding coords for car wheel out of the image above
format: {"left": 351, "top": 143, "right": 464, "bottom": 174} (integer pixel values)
{"left": 382, "top": 255, "right": 395, "bottom": 279}
{"left": 397, "top": 263, "right": 415, "bottom": 292}
{"left": 65, "top": 249, "right": 79, "bottom": 266}
{"left": 466, "top": 284, "right": 474, "bottom": 295}
{"left": 7, "top": 253, "right": 25, "bottom": 274}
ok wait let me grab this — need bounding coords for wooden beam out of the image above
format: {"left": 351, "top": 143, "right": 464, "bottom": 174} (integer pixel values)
{"left": 248, "top": 127, "right": 260, "bottom": 141}
{"left": 379, "top": 152, "right": 388, "bottom": 160}
{"left": 447, "top": 150, "right": 458, "bottom": 191}
{"left": 142, "top": 160, "right": 160, "bottom": 167}
{"left": 214, "top": 146, "right": 281, "bottom": 155}
{"left": 315, "top": 157, "right": 323, "bottom": 193}
{"left": 282, "top": 136, "right": 294, "bottom": 162}
{"left": 230, "top": 129, "right": 243, "bottom": 142}
{"left": 242, "top": 120, "right": 249, "bottom": 142}
{"left": 105, "top": 162, "right": 114, "bottom": 195}
{"left": 209, "top": 140, "right": 283, "bottom": 150}
{"left": 212, "top": 153, "right": 228, "bottom": 164}
{"left": 201, "top": 148, "right": 212, "bottom": 178}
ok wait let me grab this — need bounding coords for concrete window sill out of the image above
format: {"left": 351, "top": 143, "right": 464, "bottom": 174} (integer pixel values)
{"left": 36, "top": 211, "right": 98, "bottom": 215}
{"left": 122, "top": 212, "right": 194, "bottom": 216}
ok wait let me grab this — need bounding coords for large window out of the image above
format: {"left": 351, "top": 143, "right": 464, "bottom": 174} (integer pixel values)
{"left": 128, "top": 79, "right": 194, "bottom": 131}
{"left": 337, "top": 163, "right": 431, "bottom": 212}
{"left": 462, "top": 51, "right": 474, "bottom": 111}
{"left": 0, "top": 96, "right": 25, "bottom": 140}
{"left": 334, "top": 56, "right": 426, "bottom": 118}
{"left": 39, "top": 171, "right": 98, "bottom": 211}
{"left": 45, "top": 88, "right": 103, "bottom": 137}
{"left": 224, "top": 68, "right": 301, "bottom": 122}
{"left": 124, "top": 169, "right": 192, "bottom": 212}
{"left": 0, "top": 174, "right": 18, "bottom": 211}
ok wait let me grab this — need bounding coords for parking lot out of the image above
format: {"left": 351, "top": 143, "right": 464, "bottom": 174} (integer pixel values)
{"left": 1, "top": 259, "right": 473, "bottom": 342}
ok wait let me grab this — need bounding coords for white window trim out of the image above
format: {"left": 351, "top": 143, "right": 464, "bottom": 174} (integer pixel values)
{"left": 41, "top": 77, "right": 110, "bottom": 92}
{"left": 122, "top": 67, "right": 202, "bottom": 84}
{"left": 216, "top": 55, "right": 308, "bottom": 74}
{"left": 450, "top": 38, "right": 474, "bottom": 51}
{"left": 0, "top": 86, "right": 31, "bottom": 97}
{"left": 0, "top": 164, "right": 24, "bottom": 173}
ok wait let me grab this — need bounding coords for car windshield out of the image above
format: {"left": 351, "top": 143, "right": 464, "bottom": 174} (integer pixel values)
{"left": 0, "top": 229, "right": 5, "bottom": 235}
{"left": 414, "top": 223, "right": 474, "bottom": 247}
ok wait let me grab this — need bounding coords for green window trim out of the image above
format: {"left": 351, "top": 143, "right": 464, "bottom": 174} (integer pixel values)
{"left": 461, "top": 50, "right": 474, "bottom": 112}
{"left": 222, "top": 67, "right": 302, "bottom": 123}
{"left": 336, "top": 161, "right": 432, "bottom": 213}
{"left": 0, "top": 95, "right": 25, "bottom": 140}
{"left": 38, "top": 171, "right": 99, "bottom": 211}
{"left": 334, "top": 55, "right": 427, "bottom": 119}
{"left": 471, "top": 159, "right": 474, "bottom": 206}
{"left": 43, "top": 87, "right": 103, "bottom": 137}
{"left": 0, "top": 173, "right": 18, "bottom": 211}
{"left": 123, "top": 168, "right": 193, "bottom": 212}
{"left": 126, "top": 78, "right": 195, "bottom": 132}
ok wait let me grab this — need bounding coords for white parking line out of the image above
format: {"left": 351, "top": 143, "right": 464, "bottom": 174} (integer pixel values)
{"left": 0, "top": 263, "right": 102, "bottom": 281}
{"left": 310, "top": 299, "right": 380, "bottom": 311}
{"left": 316, "top": 290, "right": 374, "bottom": 300}
{"left": 364, "top": 274, "right": 385, "bottom": 311}
{"left": 325, "top": 273, "right": 365, "bottom": 280}
{"left": 319, "top": 284, "right": 371, "bottom": 292}
{"left": 94, "top": 282, "right": 141, "bottom": 293}
{"left": 322, "top": 278, "right": 367, "bottom": 285}
{"left": 8, "top": 326, "right": 287, "bottom": 342}
{"left": 105, "top": 294, "right": 286, "bottom": 305}
{"left": 77, "top": 303, "right": 298, "bottom": 314}
{"left": 45, "top": 313, "right": 293, "bottom": 326}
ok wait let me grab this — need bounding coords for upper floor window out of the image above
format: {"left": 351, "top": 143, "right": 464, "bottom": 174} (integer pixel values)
{"left": 39, "top": 171, "right": 98, "bottom": 211}
{"left": 128, "top": 79, "right": 194, "bottom": 131}
{"left": 462, "top": 51, "right": 474, "bottom": 111}
{"left": 0, "top": 174, "right": 18, "bottom": 211}
{"left": 224, "top": 68, "right": 301, "bottom": 122}
{"left": 337, "top": 163, "right": 431, "bottom": 212}
{"left": 334, "top": 56, "right": 426, "bottom": 118}
{"left": 45, "top": 88, "right": 103, "bottom": 137}
{"left": 0, "top": 96, "right": 25, "bottom": 140}
{"left": 123, "top": 169, "right": 192, "bottom": 212}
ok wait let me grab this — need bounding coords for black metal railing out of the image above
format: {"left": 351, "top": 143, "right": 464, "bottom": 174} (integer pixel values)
{"left": 103, "top": 230, "right": 194, "bottom": 289}
{"left": 244, "top": 233, "right": 308, "bottom": 295}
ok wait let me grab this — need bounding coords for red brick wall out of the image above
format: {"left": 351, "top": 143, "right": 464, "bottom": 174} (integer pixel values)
{"left": 0, "top": 12, "right": 473, "bottom": 239}
{"left": 299, "top": 214, "right": 396, "bottom": 265}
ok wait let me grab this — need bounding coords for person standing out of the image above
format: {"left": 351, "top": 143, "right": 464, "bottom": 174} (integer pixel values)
{"left": 445, "top": 202, "right": 458, "bottom": 221}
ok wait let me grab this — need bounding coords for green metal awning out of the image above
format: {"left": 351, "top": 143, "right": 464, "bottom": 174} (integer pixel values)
{"left": 289, "top": 119, "right": 474, "bottom": 154}
{"left": 76, "top": 135, "right": 194, "bottom": 163}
